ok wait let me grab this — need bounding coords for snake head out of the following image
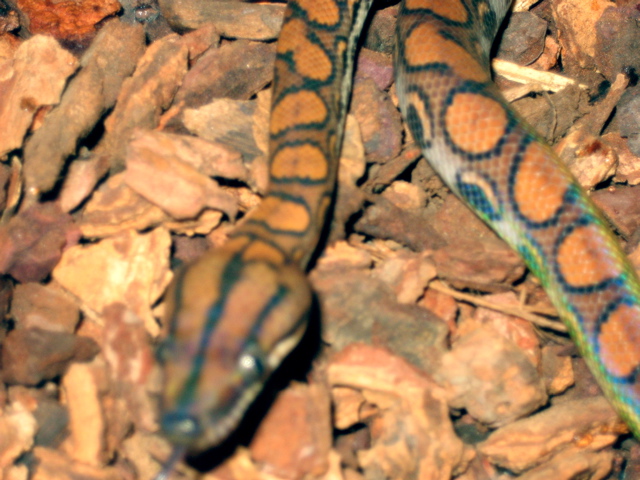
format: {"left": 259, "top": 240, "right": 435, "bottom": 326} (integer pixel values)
{"left": 157, "top": 245, "right": 312, "bottom": 452}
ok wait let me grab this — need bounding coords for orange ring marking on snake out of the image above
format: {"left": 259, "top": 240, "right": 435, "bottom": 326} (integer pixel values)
{"left": 599, "top": 303, "right": 640, "bottom": 378}
{"left": 557, "top": 225, "right": 622, "bottom": 287}
{"left": 278, "top": 19, "right": 333, "bottom": 82}
{"left": 251, "top": 197, "right": 310, "bottom": 233}
{"left": 242, "top": 240, "right": 286, "bottom": 265}
{"left": 445, "top": 93, "right": 506, "bottom": 154}
{"left": 404, "top": 22, "right": 487, "bottom": 82}
{"left": 296, "top": 0, "right": 340, "bottom": 26}
{"left": 513, "top": 142, "right": 570, "bottom": 223}
{"left": 271, "top": 144, "right": 329, "bottom": 181}
{"left": 270, "top": 90, "right": 328, "bottom": 136}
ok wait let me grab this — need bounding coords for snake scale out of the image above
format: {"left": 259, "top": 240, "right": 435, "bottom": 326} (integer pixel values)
{"left": 156, "top": 0, "right": 640, "bottom": 471}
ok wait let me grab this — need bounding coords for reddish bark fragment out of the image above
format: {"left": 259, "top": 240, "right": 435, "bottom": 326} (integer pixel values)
{"left": 0, "top": 202, "right": 80, "bottom": 282}
{"left": 1, "top": 328, "right": 99, "bottom": 385}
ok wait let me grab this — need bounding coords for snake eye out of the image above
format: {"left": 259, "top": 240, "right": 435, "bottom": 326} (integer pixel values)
{"left": 237, "top": 350, "right": 266, "bottom": 383}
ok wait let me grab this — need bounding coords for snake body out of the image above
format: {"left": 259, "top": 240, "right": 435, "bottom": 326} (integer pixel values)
{"left": 158, "top": 0, "right": 640, "bottom": 459}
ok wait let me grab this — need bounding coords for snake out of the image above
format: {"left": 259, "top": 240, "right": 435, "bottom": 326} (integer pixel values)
{"left": 155, "top": 0, "right": 640, "bottom": 472}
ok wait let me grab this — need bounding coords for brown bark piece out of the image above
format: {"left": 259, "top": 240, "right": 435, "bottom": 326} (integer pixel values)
{"left": 327, "top": 344, "right": 473, "bottom": 480}
{"left": 355, "top": 196, "right": 446, "bottom": 252}
{"left": 431, "top": 194, "right": 525, "bottom": 291}
{"left": 173, "top": 40, "right": 276, "bottom": 109}
{"left": 203, "top": 448, "right": 268, "bottom": 480}
{"left": 362, "top": 6, "right": 396, "bottom": 55}
{"left": 183, "top": 98, "right": 266, "bottom": 166}
{"left": 332, "top": 386, "right": 367, "bottom": 431}
{"left": 0, "top": 403, "right": 37, "bottom": 468}
{"left": 1, "top": 328, "right": 99, "bottom": 385}
{"left": 622, "top": 444, "right": 640, "bottom": 480}
{"left": 132, "top": 130, "right": 248, "bottom": 182}
{"left": 458, "top": 291, "right": 542, "bottom": 366}
{"left": 606, "top": 132, "right": 640, "bottom": 186}
{"left": 52, "top": 228, "right": 172, "bottom": 336}
{"left": 498, "top": 12, "right": 547, "bottom": 65}
{"left": 564, "top": 358, "right": 611, "bottom": 405}
{"left": 564, "top": 137, "right": 617, "bottom": 190}
{"left": 555, "top": 74, "right": 629, "bottom": 190}
{"left": 98, "top": 34, "right": 188, "bottom": 171}
{"left": 591, "top": 185, "right": 640, "bottom": 239}
{"left": 180, "top": 23, "right": 220, "bottom": 62}
{"left": 383, "top": 180, "right": 427, "bottom": 209}
{"left": 11, "top": 282, "right": 80, "bottom": 333}
{"left": 120, "top": 432, "right": 175, "bottom": 480}
{"left": 355, "top": 48, "right": 394, "bottom": 92}
{"left": 351, "top": 77, "right": 402, "bottom": 164}
{"left": 517, "top": 450, "right": 614, "bottom": 480}
{"left": 331, "top": 115, "right": 367, "bottom": 242}
{"left": 61, "top": 362, "right": 105, "bottom": 466}
{"left": 478, "top": 396, "right": 625, "bottom": 473}
{"left": 540, "top": 345, "right": 575, "bottom": 396}
{"left": 594, "top": 4, "right": 640, "bottom": 84}
{"left": 16, "top": 0, "right": 120, "bottom": 47}
{"left": 125, "top": 129, "right": 238, "bottom": 221}
{"left": 8, "top": 385, "right": 69, "bottom": 451}
{"left": 316, "top": 241, "right": 374, "bottom": 271}
{"left": 511, "top": 83, "right": 587, "bottom": 145}
{"left": 374, "top": 250, "right": 437, "bottom": 305}
{"left": 3, "top": 462, "right": 28, "bottom": 480}
{"left": 79, "top": 173, "right": 169, "bottom": 238}
{"left": 101, "top": 303, "right": 157, "bottom": 435}
{"left": 614, "top": 88, "right": 640, "bottom": 143}
{"left": 311, "top": 262, "right": 448, "bottom": 375}
{"left": 0, "top": 35, "right": 78, "bottom": 157}
{"left": 0, "top": 7, "right": 20, "bottom": 38}
{"left": 0, "top": 202, "right": 80, "bottom": 283}
{"left": 437, "top": 326, "right": 547, "bottom": 427}
{"left": 158, "top": 0, "right": 285, "bottom": 40}
{"left": 532, "top": 35, "right": 561, "bottom": 71}
{"left": 23, "top": 19, "right": 145, "bottom": 194}
{"left": 250, "top": 382, "right": 332, "bottom": 479}
{"left": 58, "top": 154, "right": 111, "bottom": 213}
{"left": 31, "top": 446, "right": 123, "bottom": 480}
{"left": 419, "top": 288, "right": 458, "bottom": 326}
{"left": 552, "top": 0, "right": 613, "bottom": 77}
{"left": 80, "top": 172, "right": 227, "bottom": 238}
{"left": 165, "top": 209, "right": 225, "bottom": 237}
{"left": 364, "top": 145, "right": 423, "bottom": 192}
